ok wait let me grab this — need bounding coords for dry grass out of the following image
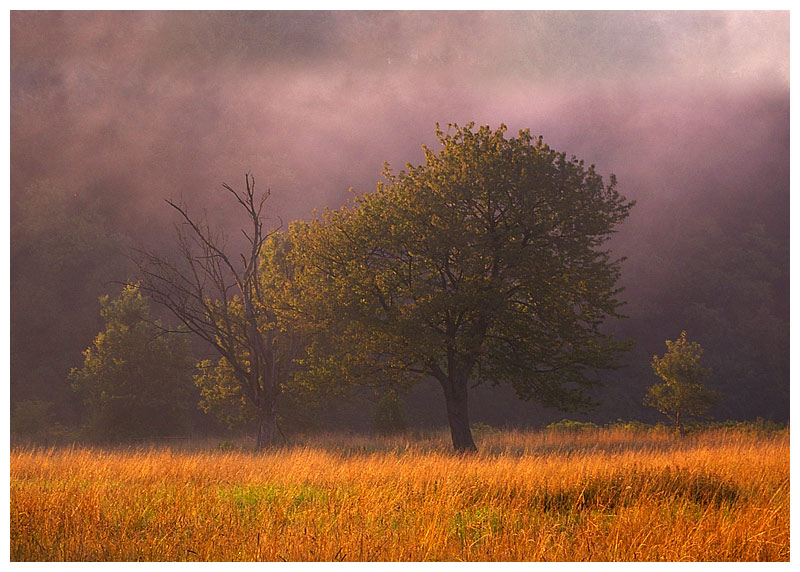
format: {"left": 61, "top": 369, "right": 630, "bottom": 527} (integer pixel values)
{"left": 10, "top": 427, "right": 788, "bottom": 561}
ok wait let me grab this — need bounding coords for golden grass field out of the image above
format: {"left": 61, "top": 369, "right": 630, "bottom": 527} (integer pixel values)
{"left": 10, "top": 427, "right": 789, "bottom": 561}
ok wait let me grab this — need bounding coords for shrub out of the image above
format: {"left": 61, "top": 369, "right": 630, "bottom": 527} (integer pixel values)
{"left": 546, "top": 419, "right": 600, "bottom": 432}
{"left": 470, "top": 422, "right": 499, "bottom": 438}
{"left": 606, "top": 419, "right": 654, "bottom": 432}
{"left": 11, "top": 400, "right": 76, "bottom": 443}
{"left": 11, "top": 400, "right": 55, "bottom": 438}
{"left": 371, "top": 390, "right": 408, "bottom": 435}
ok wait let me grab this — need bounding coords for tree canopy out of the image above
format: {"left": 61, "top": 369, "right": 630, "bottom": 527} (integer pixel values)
{"left": 295, "top": 123, "right": 634, "bottom": 451}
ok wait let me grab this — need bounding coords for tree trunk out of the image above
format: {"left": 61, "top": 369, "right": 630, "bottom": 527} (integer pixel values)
{"left": 443, "top": 380, "right": 477, "bottom": 453}
{"left": 255, "top": 406, "right": 278, "bottom": 450}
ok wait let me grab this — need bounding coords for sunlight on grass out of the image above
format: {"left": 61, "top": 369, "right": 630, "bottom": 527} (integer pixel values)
{"left": 10, "top": 427, "right": 788, "bottom": 561}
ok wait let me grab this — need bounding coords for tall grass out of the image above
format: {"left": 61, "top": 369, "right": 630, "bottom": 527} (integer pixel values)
{"left": 10, "top": 427, "right": 788, "bottom": 561}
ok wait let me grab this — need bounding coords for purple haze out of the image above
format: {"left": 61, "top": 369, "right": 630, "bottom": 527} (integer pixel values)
{"left": 11, "top": 11, "right": 789, "bottom": 247}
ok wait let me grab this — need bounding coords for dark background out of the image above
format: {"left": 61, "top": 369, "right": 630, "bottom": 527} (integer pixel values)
{"left": 10, "top": 11, "right": 789, "bottom": 435}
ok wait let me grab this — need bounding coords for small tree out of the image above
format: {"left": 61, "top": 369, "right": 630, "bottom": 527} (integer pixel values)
{"left": 644, "top": 331, "right": 718, "bottom": 435}
{"left": 69, "top": 285, "right": 195, "bottom": 441}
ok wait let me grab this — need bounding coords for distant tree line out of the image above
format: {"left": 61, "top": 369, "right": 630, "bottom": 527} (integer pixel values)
{"left": 10, "top": 124, "right": 789, "bottom": 450}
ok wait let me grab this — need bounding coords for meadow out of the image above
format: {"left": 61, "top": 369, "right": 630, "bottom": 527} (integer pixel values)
{"left": 10, "top": 426, "right": 789, "bottom": 561}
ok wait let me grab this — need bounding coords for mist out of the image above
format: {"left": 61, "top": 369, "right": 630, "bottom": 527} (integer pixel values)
{"left": 11, "top": 11, "right": 788, "bottom": 228}
{"left": 10, "top": 10, "right": 790, "bottom": 428}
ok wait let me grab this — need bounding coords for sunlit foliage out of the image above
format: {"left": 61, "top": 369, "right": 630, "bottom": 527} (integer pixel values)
{"left": 68, "top": 285, "right": 195, "bottom": 440}
{"left": 644, "top": 331, "right": 719, "bottom": 434}
{"left": 295, "top": 123, "right": 634, "bottom": 450}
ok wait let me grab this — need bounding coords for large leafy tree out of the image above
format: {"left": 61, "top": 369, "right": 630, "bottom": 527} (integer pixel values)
{"left": 69, "top": 285, "right": 195, "bottom": 440}
{"left": 295, "top": 123, "right": 634, "bottom": 451}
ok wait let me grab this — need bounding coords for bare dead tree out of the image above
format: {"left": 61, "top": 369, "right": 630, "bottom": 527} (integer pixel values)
{"left": 134, "top": 174, "right": 291, "bottom": 449}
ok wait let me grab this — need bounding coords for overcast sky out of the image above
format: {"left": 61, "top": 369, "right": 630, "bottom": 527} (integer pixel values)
{"left": 10, "top": 11, "right": 789, "bottom": 239}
